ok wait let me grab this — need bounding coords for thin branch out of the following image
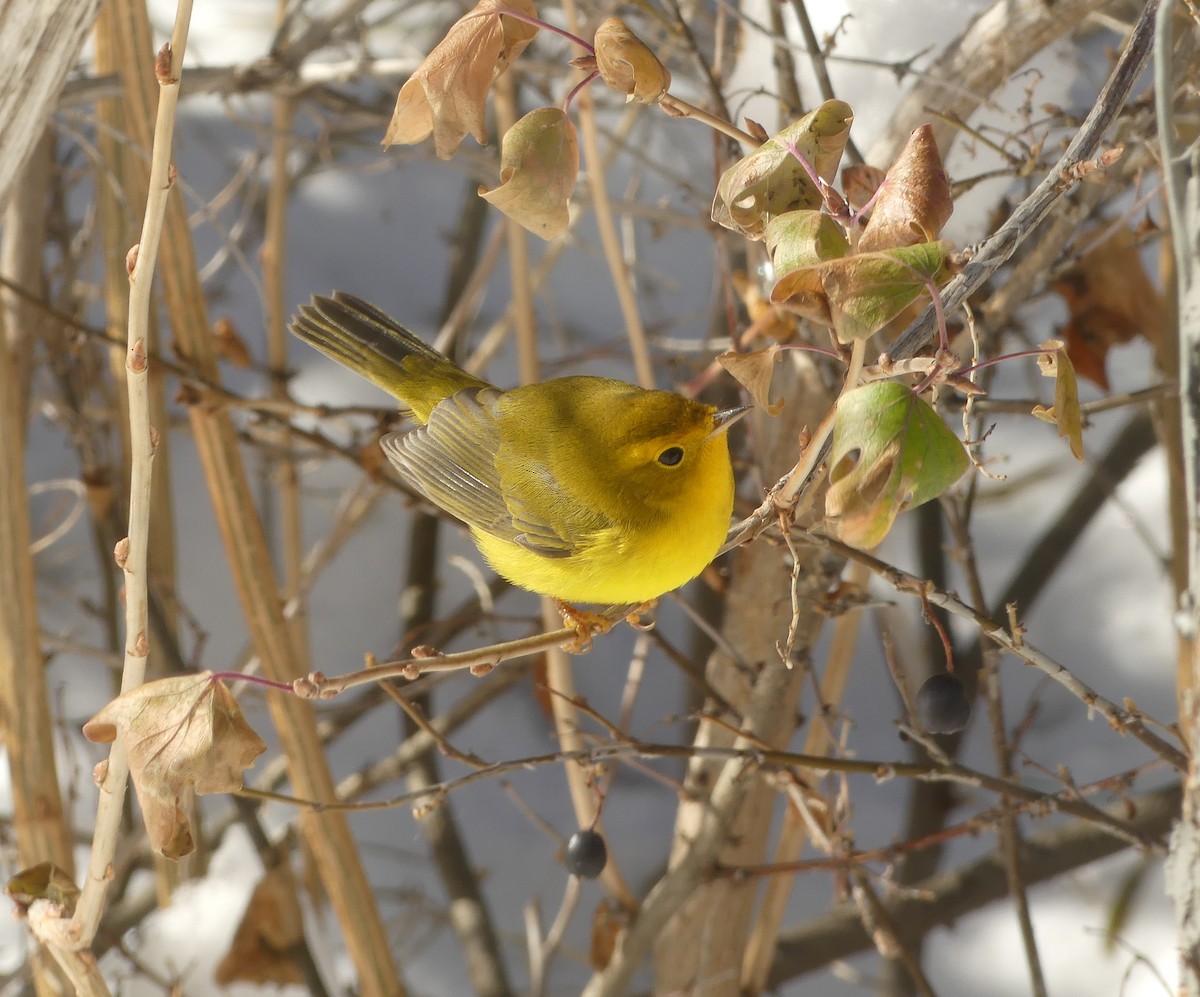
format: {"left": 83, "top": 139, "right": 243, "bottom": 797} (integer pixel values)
{"left": 766, "top": 781, "right": 1182, "bottom": 988}
{"left": 66, "top": 7, "right": 192, "bottom": 953}
{"left": 806, "top": 534, "right": 1189, "bottom": 773}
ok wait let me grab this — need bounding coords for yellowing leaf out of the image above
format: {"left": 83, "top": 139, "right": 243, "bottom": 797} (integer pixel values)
{"left": 593, "top": 17, "right": 671, "bottom": 104}
{"left": 479, "top": 107, "right": 579, "bottom": 239}
{"left": 382, "top": 0, "right": 539, "bottom": 159}
{"left": 826, "top": 382, "right": 969, "bottom": 548}
{"left": 859, "top": 125, "right": 953, "bottom": 253}
{"left": 718, "top": 345, "right": 785, "bottom": 414}
{"left": 83, "top": 673, "right": 267, "bottom": 859}
{"left": 712, "top": 100, "right": 854, "bottom": 239}
{"left": 1032, "top": 340, "right": 1085, "bottom": 460}
{"left": 765, "top": 209, "right": 850, "bottom": 274}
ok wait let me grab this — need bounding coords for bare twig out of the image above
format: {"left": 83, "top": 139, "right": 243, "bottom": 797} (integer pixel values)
{"left": 806, "top": 534, "right": 1188, "bottom": 772}
{"left": 767, "top": 781, "right": 1182, "bottom": 988}
{"left": 66, "top": 7, "right": 192, "bottom": 955}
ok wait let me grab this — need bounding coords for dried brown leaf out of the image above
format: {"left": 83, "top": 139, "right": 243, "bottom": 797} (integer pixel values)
{"left": 83, "top": 673, "right": 267, "bottom": 859}
{"left": 215, "top": 865, "right": 305, "bottom": 987}
{"left": 593, "top": 17, "right": 671, "bottom": 104}
{"left": 1054, "top": 226, "right": 1164, "bottom": 390}
{"left": 382, "top": 0, "right": 539, "bottom": 159}
{"left": 718, "top": 345, "right": 786, "bottom": 414}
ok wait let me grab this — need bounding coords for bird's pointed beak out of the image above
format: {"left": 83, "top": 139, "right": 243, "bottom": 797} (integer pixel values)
{"left": 708, "top": 404, "right": 751, "bottom": 439}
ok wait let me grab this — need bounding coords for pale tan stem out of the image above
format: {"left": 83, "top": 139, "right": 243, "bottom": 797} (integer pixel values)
{"left": 741, "top": 560, "right": 868, "bottom": 991}
{"left": 659, "top": 93, "right": 759, "bottom": 147}
{"left": 69, "top": 2, "right": 193, "bottom": 951}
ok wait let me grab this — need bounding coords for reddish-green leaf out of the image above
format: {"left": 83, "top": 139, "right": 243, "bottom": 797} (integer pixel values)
{"left": 859, "top": 124, "right": 953, "bottom": 252}
{"left": 821, "top": 241, "right": 950, "bottom": 343}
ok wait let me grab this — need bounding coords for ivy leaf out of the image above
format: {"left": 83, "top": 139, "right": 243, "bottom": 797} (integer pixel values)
{"left": 83, "top": 673, "right": 267, "bottom": 859}
{"left": 1033, "top": 339, "right": 1085, "bottom": 461}
{"left": 479, "top": 107, "right": 579, "bottom": 239}
{"left": 382, "top": 0, "right": 539, "bottom": 159}
{"left": 712, "top": 100, "right": 854, "bottom": 239}
{"left": 826, "top": 382, "right": 969, "bottom": 548}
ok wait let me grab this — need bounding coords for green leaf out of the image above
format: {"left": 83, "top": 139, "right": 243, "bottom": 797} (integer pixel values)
{"left": 765, "top": 209, "right": 850, "bottom": 273}
{"left": 826, "top": 382, "right": 969, "bottom": 548}
{"left": 765, "top": 210, "right": 850, "bottom": 324}
{"left": 711, "top": 99, "right": 854, "bottom": 239}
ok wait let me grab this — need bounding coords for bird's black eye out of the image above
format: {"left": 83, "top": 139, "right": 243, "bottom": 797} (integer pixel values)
{"left": 657, "top": 446, "right": 684, "bottom": 467}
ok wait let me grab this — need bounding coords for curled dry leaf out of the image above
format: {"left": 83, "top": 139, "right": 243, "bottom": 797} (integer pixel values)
{"left": 718, "top": 345, "right": 786, "bottom": 415}
{"left": 215, "top": 864, "right": 305, "bottom": 987}
{"left": 858, "top": 125, "right": 953, "bottom": 253}
{"left": 479, "top": 107, "right": 579, "bottom": 239}
{"left": 826, "top": 382, "right": 969, "bottom": 549}
{"left": 1033, "top": 338, "right": 1085, "bottom": 461}
{"left": 5, "top": 862, "right": 80, "bottom": 917}
{"left": 83, "top": 673, "right": 267, "bottom": 859}
{"left": 593, "top": 17, "right": 671, "bottom": 104}
{"left": 712, "top": 99, "right": 854, "bottom": 239}
{"left": 382, "top": 0, "right": 539, "bottom": 159}
{"left": 1054, "top": 226, "right": 1164, "bottom": 390}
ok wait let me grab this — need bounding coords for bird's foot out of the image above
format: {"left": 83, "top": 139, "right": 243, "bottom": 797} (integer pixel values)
{"left": 554, "top": 600, "right": 615, "bottom": 654}
{"left": 625, "top": 600, "right": 657, "bottom": 631}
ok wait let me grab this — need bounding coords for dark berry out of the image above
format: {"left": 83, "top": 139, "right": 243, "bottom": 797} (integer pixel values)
{"left": 916, "top": 673, "right": 971, "bottom": 734}
{"left": 565, "top": 829, "right": 608, "bottom": 878}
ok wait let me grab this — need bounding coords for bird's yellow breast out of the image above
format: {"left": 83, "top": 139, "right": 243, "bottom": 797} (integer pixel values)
{"left": 473, "top": 433, "right": 734, "bottom": 604}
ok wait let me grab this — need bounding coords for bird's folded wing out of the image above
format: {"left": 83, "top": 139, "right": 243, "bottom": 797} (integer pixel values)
{"left": 381, "top": 387, "right": 577, "bottom": 557}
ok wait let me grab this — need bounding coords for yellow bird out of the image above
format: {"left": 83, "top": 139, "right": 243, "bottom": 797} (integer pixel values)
{"left": 290, "top": 293, "right": 746, "bottom": 605}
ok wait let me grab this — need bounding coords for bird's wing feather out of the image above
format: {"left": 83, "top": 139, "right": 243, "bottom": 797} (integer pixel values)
{"left": 381, "top": 388, "right": 577, "bottom": 557}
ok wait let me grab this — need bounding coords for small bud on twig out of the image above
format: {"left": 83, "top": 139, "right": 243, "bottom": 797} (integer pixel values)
{"left": 113, "top": 537, "right": 130, "bottom": 568}
{"left": 128, "top": 339, "right": 148, "bottom": 374}
{"left": 155, "top": 43, "right": 176, "bottom": 85}
{"left": 126, "top": 244, "right": 139, "bottom": 276}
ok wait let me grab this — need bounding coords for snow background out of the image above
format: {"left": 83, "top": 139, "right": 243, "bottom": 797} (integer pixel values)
{"left": 0, "top": 1, "right": 1179, "bottom": 994}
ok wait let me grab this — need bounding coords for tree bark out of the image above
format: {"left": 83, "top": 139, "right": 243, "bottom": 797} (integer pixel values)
{"left": 0, "top": 0, "right": 103, "bottom": 212}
